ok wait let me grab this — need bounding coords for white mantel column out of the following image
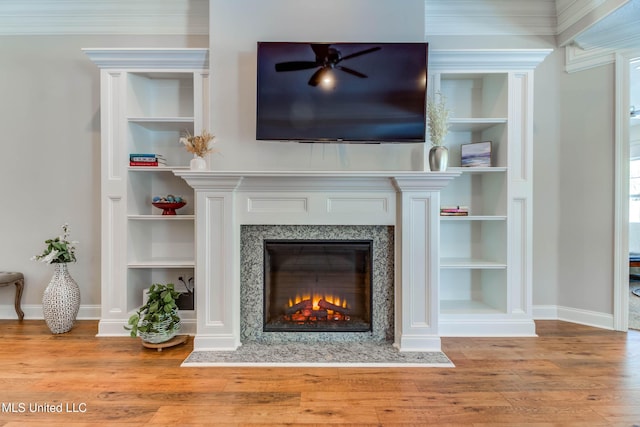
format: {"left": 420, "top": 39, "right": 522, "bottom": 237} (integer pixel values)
{"left": 393, "top": 177, "right": 445, "bottom": 352}
{"left": 187, "top": 175, "right": 243, "bottom": 351}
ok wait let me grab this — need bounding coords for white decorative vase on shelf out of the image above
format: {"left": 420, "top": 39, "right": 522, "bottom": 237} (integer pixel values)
{"left": 429, "top": 146, "right": 449, "bottom": 171}
{"left": 42, "top": 263, "right": 80, "bottom": 334}
{"left": 190, "top": 155, "right": 207, "bottom": 171}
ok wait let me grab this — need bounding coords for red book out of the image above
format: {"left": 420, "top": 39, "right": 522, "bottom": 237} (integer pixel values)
{"left": 130, "top": 161, "right": 159, "bottom": 167}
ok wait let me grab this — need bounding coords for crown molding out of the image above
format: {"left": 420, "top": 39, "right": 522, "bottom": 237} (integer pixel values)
{"left": 556, "top": 0, "right": 629, "bottom": 46}
{"left": 83, "top": 48, "right": 209, "bottom": 70}
{"left": 564, "top": 42, "right": 640, "bottom": 73}
{"left": 564, "top": 44, "right": 616, "bottom": 72}
{"left": 429, "top": 49, "right": 553, "bottom": 72}
{"left": 564, "top": 34, "right": 640, "bottom": 73}
{"left": 425, "top": 0, "right": 557, "bottom": 36}
{"left": 0, "top": 0, "right": 208, "bottom": 35}
{"left": 555, "top": 0, "right": 609, "bottom": 34}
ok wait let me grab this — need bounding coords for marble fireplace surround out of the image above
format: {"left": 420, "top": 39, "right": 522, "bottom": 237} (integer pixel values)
{"left": 175, "top": 170, "right": 460, "bottom": 353}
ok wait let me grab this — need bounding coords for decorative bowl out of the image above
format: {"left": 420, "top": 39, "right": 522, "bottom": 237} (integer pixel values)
{"left": 152, "top": 201, "right": 187, "bottom": 215}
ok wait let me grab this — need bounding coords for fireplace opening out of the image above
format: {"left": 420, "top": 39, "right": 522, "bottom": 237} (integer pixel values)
{"left": 263, "top": 240, "right": 373, "bottom": 332}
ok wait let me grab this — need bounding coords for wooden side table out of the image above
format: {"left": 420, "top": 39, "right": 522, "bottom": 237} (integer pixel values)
{"left": 0, "top": 272, "right": 25, "bottom": 320}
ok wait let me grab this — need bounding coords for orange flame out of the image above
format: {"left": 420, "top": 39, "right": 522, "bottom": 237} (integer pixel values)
{"left": 287, "top": 292, "right": 349, "bottom": 311}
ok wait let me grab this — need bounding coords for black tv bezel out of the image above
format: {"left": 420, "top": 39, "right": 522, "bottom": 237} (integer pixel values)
{"left": 255, "top": 41, "right": 429, "bottom": 144}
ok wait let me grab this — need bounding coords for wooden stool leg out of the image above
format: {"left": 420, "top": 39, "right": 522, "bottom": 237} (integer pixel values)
{"left": 14, "top": 279, "right": 24, "bottom": 321}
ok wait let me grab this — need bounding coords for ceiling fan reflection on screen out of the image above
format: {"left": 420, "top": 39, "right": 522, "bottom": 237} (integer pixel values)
{"left": 274, "top": 43, "right": 381, "bottom": 87}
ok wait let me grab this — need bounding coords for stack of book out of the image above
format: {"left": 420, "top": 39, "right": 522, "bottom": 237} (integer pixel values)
{"left": 129, "top": 153, "right": 165, "bottom": 167}
{"left": 440, "top": 205, "right": 469, "bottom": 216}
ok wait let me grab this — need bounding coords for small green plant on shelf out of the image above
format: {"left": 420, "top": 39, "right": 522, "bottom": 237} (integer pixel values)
{"left": 125, "top": 283, "right": 181, "bottom": 343}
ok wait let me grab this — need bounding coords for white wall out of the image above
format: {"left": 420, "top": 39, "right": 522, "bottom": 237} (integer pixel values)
{"left": 0, "top": 2, "right": 621, "bottom": 324}
{"left": 208, "top": 0, "right": 427, "bottom": 171}
{"left": 555, "top": 61, "right": 615, "bottom": 314}
{"left": 0, "top": 35, "right": 207, "bottom": 318}
{"left": 530, "top": 48, "right": 616, "bottom": 316}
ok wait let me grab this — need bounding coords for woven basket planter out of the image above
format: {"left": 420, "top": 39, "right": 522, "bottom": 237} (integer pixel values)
{"left": 139, "top": 314, "right": 181, "bottom": 344}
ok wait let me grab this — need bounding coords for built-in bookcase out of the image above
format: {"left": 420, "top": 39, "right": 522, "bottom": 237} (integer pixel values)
{"left": 84, "top": 48, "right": 209, "bottom": 335}
{"left": 429, "top": 49, "right": 550, "bottom": 335}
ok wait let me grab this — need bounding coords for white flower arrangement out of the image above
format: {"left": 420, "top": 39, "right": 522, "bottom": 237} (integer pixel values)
{"left": 427, "top": 92, "right": 451, "bottom": 147}
{"left": 32, "top": 223, "right": 78, "bottom": 264}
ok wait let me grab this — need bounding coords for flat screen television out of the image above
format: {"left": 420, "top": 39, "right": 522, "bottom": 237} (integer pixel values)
{"left": 256, "top": 42, "right": 428, "bottom": 143}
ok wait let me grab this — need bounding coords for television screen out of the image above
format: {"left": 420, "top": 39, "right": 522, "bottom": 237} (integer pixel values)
{"left": 256, "top": 42, "right": 428, "bottom": 143}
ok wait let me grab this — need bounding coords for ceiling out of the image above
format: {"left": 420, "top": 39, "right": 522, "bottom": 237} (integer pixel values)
{"left": 0, "top": 0, "right": 636, "bottom": 55}
{"left": 573, "top": 0, "right": 640, "bottom": 51}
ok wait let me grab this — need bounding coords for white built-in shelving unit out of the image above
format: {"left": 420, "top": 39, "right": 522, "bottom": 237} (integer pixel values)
{"left": 430, "top": 49, "right": 551, "bottom": 336}
{"left": 85, "top": 47, "right": 549, "bottom": 338}
{"left": 84, "top": 48, "right": 209, "bottom": 336}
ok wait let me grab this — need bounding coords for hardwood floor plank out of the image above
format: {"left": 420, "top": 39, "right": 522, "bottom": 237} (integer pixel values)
{"left": 375, "top": 404, "right": 610, "bottom": 425}
{"left": 302, "top": 391, "right": 511, "bottom": 408}
{"left": 1, "top": 320, "right": 640, "bottom": 425}
{"left": 502, "top": 390, "right": 640, "bottom": 406}
{"left": 149, "top": 404, "right": 381, "bottom": 424}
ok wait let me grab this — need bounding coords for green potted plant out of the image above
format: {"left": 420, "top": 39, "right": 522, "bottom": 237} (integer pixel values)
{"left": 125, "top": 283, "right": 181, "bottom": 343}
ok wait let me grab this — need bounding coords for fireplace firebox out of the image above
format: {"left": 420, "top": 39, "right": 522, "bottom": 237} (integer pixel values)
{"left": 263, "top": 240, "right": 373, "bottom": 332}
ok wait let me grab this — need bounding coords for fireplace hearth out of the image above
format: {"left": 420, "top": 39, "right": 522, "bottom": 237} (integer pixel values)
{"left": 263, "top": 240, "right": 372, "bottom": 333}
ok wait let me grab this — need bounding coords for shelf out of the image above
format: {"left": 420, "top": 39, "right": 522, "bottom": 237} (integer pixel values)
{"left": 440, "top": 215, "right": 507, "bottom": 221}
{"left": 128, "top": 166, "right": 189, "bottom": 172}
{"left": 128, "top": 117, "right": 194, "bottom": 132}
{"left": 449, "top": 118, "right": 507, "bottom": 132}
{"left": 128, "top": 215, "right": 194, "bottom": 221}
{"left": 448, "top": 167, "right": 507, "bottom": 174}
{"left": 440, "top": 258, "right": 507, "bottom": 269}
{"left": 128, "top": 259, "right": 195, "bottom": 269}
{"left": 128, "top": 117, "right": 194, "bottom": 124}
{"left": 440, "top": 299, "right": 505, "bottom": 315}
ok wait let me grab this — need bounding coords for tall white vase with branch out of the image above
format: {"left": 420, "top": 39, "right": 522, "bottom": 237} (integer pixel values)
{"left": 32, "top": 223, "right": 81, "bottom": 334}
{"left": 427, "top": 92, "right": 451, "bottom": 171}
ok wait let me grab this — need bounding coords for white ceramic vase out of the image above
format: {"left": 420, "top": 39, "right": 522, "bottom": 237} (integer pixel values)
{"left": 42, "top": 263, "right": 80, "bottom": 334}
{"left": 190, "top": 155, "right": 207, "bottom": 170}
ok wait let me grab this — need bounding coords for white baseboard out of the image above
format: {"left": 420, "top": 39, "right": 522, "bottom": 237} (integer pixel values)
{"left": 0, "top": 304, "right": 101, "bottom": 320}
{"left": 533, "top": 304, "right": 615, "bottom": 330}
{"left": 1, "top": 304, "right": 617, "bottom": 334}
{"left": 532, "top": 304, "right": 558, "bottom": 319}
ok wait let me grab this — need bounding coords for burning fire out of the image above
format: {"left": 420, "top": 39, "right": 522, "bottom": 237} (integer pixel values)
{"left": 284, "top": 292, "right": 352, "bottom": 323}
{"left": 288, "top": 293, "right": 348, "bottom": 311}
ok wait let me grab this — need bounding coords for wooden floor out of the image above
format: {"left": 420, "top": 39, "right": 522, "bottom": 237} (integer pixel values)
{"left": 1, "top": 320, "right": 639, "bottom": 426}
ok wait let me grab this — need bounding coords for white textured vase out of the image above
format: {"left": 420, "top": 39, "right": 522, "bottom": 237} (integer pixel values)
{"left": 190, "top": 155, "right": 207, "bottom": 170}
{"left": 42, "top": 263, "right": 80, "bottom": 334}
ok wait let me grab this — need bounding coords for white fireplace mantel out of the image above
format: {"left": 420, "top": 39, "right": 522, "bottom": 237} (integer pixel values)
{"left": 175, "top": 170, "right": 460, "bottom": 352}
